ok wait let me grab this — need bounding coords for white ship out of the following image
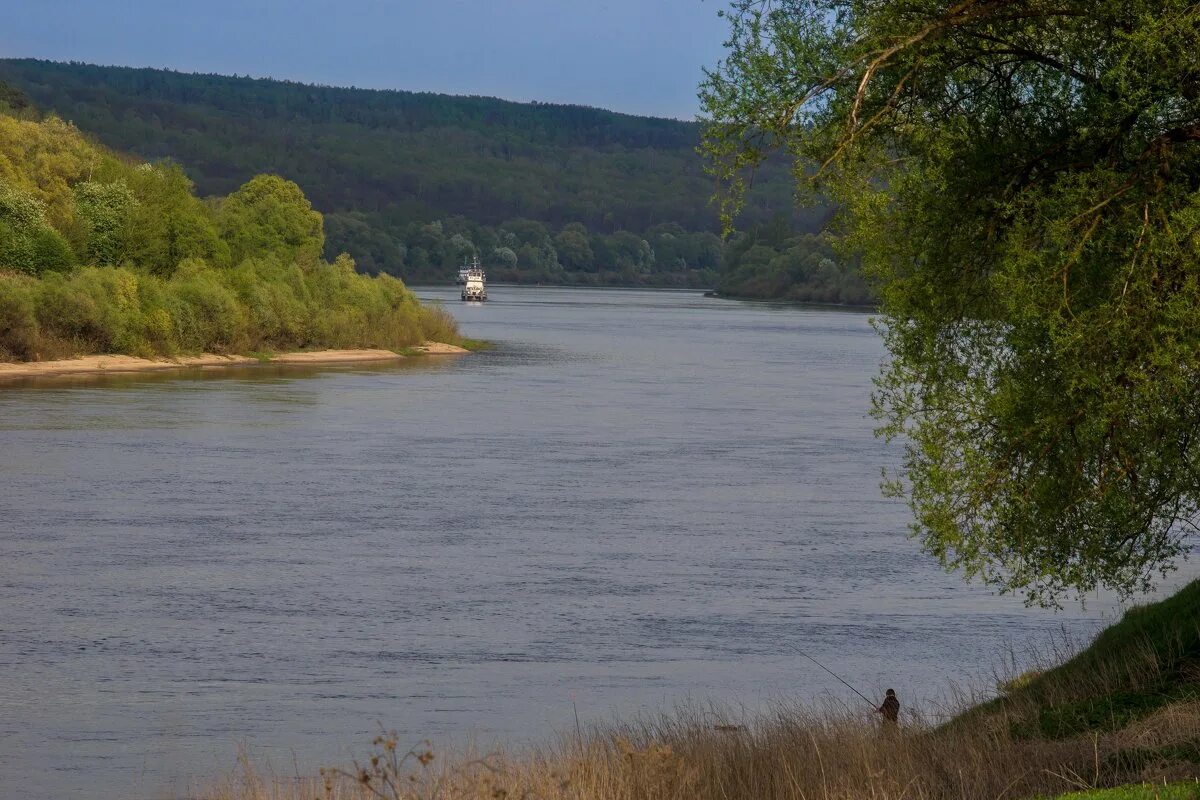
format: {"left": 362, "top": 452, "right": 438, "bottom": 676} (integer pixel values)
{"left": 460, "top": 257, "right": 487, "bottom": 301}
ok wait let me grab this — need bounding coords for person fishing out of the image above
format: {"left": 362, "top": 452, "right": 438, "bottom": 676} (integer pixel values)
{"left": 877, "top": 688, "right": 900, "bottom": 726}
{"left": 795, "top": 648, "right": 899, "bottom": 730}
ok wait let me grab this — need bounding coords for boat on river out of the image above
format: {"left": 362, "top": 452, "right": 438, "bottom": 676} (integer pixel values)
{"left": 460, "top": 257, "right": 487, "bottom": 301}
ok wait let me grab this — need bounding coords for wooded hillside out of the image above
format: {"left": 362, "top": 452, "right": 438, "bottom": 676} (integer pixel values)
{"left": 0, "top": 60, "right": 830, "bottom": 284}
{"left": 0, "top": 59, "right": 871, "bottom": 302}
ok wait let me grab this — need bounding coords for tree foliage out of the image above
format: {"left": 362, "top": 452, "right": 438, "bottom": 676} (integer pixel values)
{"left": 218, "top": 174, "right": 324, "bottom": 266}
{"left": 0, "top": 181, "right": 74, "bottom": 275}
{"left": 719, "top": 215, "right": 869, "bottom": 304}
{"left": 123, "top": 163, "right": 226, "bottom": 275}
{"left": 73, "top": 179, "right": 136, "bottom": 265}
{"left": 0, "top": 113, "right": 458, "bottom": 360}
{"left": 702, "top": 0, "right": 1200, "bottom": 604}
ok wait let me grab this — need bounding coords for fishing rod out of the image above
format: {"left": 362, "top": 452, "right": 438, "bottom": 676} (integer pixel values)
{"left": 794, "top": 647, "right": 878, "bottom": 710}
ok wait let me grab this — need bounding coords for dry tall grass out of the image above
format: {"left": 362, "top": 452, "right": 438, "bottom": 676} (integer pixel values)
{"left": 198, "top": 586, "right": 1200, "bottom": 800}
{"left": 200, "top": 699, "right": 1199, "bottom": 800}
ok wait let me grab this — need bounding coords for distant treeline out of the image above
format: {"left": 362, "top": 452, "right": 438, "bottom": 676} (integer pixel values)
{"left": 718, "top": 219, "right": 872, "bottom": 305}
{"left": 0, "top": 60, "right": 872, "bottom": 303}
{"left": 329, "top": 213, "right": 725, "bottom": 287}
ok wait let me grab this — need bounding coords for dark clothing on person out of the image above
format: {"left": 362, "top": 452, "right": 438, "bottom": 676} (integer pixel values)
{"left": 878, "top": 692, "right": 900, "bottom": 723}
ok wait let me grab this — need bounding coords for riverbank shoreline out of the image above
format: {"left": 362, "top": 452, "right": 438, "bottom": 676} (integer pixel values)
{"left": 215, "top": 579, "right": 1200, "bottom": 800}
{"left": 0, "top": 343, "right": 469, "bottom": 381}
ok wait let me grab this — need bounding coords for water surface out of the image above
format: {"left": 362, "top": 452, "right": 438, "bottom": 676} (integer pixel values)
{"left": 0, "top": 287, "right": 1127, "bottom": 798}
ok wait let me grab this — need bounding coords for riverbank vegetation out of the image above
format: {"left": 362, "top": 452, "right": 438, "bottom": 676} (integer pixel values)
{"left": 0, "top": 110, "right": 459, "bottom": 362}
{"left": 686, "top": 3, "right": 1200, "bottom": 795}
{"left": 715, "top": 222, "right": 871, "bottom": 305}
{"left": 207, "top": 580, "right": 1200, "bottom": 799}
{"left": 0, "top": 59, "right": 870, "bottom": 303}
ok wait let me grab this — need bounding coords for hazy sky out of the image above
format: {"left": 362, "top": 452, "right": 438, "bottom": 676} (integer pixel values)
{"left": 0, "top": 0, "right": 732, "bottom": 119}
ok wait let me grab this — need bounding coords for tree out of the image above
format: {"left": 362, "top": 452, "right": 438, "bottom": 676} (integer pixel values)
{"left": 125, "top": 163, "right": 225, "bottom": 275}
{"left": 73, "top": 179, "right": 135, "bottom": 265}
{"left": 609, "top": 231, "right": 654, "bottom": 274}
{"left": 447, "top": 233, "right": 476, "bottom": 263}
{"left": 0, "top": 181, "right": 74, "bottom": 274}
{"left": 491, "top": 246, "right": 518, "bottom": 268}
{"left": 0, "top": 58, "right": 844, "bottom": 290}
{"left": 555, "top": 222, "right": 594, "bottom": 271}
{"left": 702, "top": 0, "right": 1200, "bottom": 605}
{"left": 502, "top": 218, "right": 550, "bottom": 246}
{"left": 0, "top": 79, "right": 33, "bottom": 116}
{"left": 217, "top": 174, "right": 324, "bottom": 266}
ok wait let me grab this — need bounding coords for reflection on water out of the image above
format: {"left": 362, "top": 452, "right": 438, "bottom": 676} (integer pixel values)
{"left": 0, "top": 287, "right": 1139, "bottom": 799}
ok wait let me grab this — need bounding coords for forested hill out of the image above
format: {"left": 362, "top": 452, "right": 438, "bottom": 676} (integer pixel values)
{"left": 0, "top": 59, "right": 730, "bottom": 227}
{"left": 0, "top": 58, "right": 848, "bottom": 292}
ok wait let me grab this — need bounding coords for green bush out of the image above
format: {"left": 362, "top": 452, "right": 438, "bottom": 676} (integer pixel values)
{"left": 31, "top": 226, "right": 75, "bottom": 273}
{"left": 170, "top": 265, "right": 249, "bottom": 353}
{"left": 227, "top": 259, "right": 313, "bottom": 347}
{"left": 0, "top": 182, "right": 78, "bottom": 275}
{"left": 34, "top": 273, "right": 106, "bottom": 348}
{"left": 0, "top": 217, "right": 77, "bottom": 276}
{"left": 0, "top": 277, "right": 39, "bottom": 359}
{"left": 0, "top": 255, "right": 460, "bottom": 362}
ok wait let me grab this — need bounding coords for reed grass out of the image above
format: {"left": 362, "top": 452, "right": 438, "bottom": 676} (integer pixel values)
{"left": 202, "top": 698, "right": 1200, "bottom": 800}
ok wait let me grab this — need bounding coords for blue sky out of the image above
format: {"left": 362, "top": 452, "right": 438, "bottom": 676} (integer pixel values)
{"left": 0, "top": 0, "right": 731, "bottom": 119}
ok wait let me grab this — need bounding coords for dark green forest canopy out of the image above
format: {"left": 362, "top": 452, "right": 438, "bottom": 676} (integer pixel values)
{"left": 703, "top": 0, "right": 1200, "bottom": 604}
{"left": 0, "top": 58, "right": 851, "bottom": 293}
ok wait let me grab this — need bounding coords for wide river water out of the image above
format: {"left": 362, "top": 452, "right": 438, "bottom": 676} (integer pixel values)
{"left": 0, "top": 287, "right": 1160, "bottom": 798}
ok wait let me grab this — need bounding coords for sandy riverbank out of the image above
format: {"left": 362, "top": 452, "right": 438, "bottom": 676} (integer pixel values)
{"left": 0, "top": 343, "right": 469, "bottom": 380}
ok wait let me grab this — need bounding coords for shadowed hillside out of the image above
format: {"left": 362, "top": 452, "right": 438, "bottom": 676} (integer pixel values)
{"left": 0, "top": 59, "right": 843, "bottom": 290}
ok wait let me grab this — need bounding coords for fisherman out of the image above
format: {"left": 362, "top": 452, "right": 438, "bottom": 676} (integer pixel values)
{"left": 877, "top": 688, "right": 900, "bottom": 727}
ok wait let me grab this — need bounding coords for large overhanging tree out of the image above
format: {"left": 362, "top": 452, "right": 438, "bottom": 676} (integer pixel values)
{"left": 701, "top": 0, "right": 1200, "bottom": 606}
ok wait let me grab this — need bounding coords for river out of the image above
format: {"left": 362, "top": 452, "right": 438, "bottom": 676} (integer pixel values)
{"left": 0, "top": 287, "right": 1121, "bottom": 798}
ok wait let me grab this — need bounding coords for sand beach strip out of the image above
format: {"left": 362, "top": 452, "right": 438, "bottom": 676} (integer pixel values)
{"left": 0, "top": 343, "right": 469, "bottom": 381}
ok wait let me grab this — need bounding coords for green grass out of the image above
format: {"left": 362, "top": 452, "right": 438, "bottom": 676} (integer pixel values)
{"left": 1050, "top": 782, "right": 1200, "bottom": 799}
{"left": 456, "top": 337, "right": 491, "bottom": 352}
{"left": 1013, "top": 684, "right": 1200, "bottom": 740}
{"left": 1105, "top": 743, "right": 1200, "bottom": 776}
{"left": 1053, "top": 583, "right": 1200, "bottom": 683}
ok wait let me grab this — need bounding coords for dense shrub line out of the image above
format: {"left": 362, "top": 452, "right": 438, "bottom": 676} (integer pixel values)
{"left": 0, "top": 256, "right": 457, "bottom": 361}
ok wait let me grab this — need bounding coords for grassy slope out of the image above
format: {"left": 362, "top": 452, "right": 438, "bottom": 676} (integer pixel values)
{"left": 955, "top": 578, "right": 1200, "bottom": 742}
{"left": 1051, "top": 784, "right": 1200, "bottom": 800}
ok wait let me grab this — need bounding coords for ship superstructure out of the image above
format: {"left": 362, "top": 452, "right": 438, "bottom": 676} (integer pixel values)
{"left": 460, "top": 257, "right": 487, "bottom": 301}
